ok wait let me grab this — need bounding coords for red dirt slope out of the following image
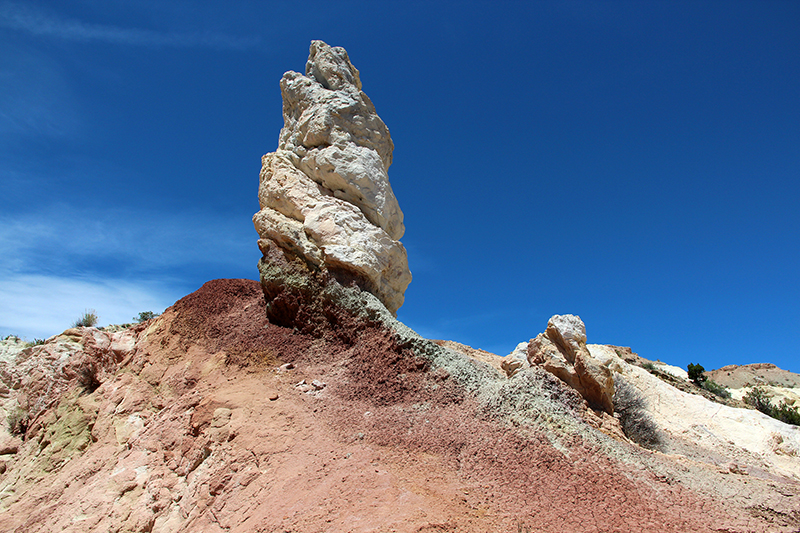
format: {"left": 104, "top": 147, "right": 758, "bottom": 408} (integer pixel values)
{"left": 0, "top": 279, "right": 789, "bottom": 532}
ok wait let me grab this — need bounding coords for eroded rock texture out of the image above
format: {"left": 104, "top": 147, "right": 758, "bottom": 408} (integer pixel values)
{"left": 2, "top": 284, "right": 797, "bottom": 532}
{"left": 503, "top": 314, "right": 615, "bottom": 413}
{"left": 254, "top": 41, "right": 411, "bottom": 319}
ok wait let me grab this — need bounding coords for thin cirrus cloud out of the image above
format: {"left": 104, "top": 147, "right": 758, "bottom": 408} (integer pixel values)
{"left": 0, "top": 273, "right": 177, "bottom": 341}
{"left": 0, "top": 46, "right": 81, "bottom": 141}
{"left": 0, "top": 2, "right": 261, "bottom": 51}
{"left": 0, "top": 206, "right": 259, "bottom": 339}
{"left": 0, "top": 205, "right": 257, "bottom": 276}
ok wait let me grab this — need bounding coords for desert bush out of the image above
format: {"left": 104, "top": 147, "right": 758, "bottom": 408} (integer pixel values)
{"left": 687, "top": 363, "right": 706, "bottom": 384}
{"left": 641, "top": 362, "right": 656, "bottom": 372}
{"left": 6, "top": 405, "right": 28, "bottom": 436}
{"left": 613, "top": 374, "right": 662, "bottom": 450}
{"left": 702, "top": 379, "right": 731, "bottom": 399}
{"left": 72, "top": 309, "right": 98, "bottom": 328}
{"left": 744, "top": 387, "right": 772, "bottom": 414}
{"left": 134, "top": 311, "right": 159, "bottom": 323}
{"left": 774, "top": 401, "right": 800, "bottom": 426}
{"left": 25, "top": 338, "right": 46, "bottom": 347}
{"left": 745, "top": 387, "right": 800, "bottom": 426}
{"left": 76, "top": 362, "right": 101, "bottom": 393}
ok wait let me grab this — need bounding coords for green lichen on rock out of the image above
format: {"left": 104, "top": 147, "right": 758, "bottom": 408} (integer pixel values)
{"left": 34, "top": 392, "right": 93, "bottom": 473}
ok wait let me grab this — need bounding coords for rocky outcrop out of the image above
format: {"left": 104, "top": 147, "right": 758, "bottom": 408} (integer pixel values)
{"left": 0, "top": 336, "right": 27, "bottom": 366}
{"left": 254, "top": 41, "right": 411, "bottom": 319}
{"left": 1, "top": 283, "right": 796, "bottom": 532}
{"left": 0, "top": 327, "right": 137, "bottom": 426}
{"left": 500, "top": 341, "right": 530, "bottom": 378}
{"left": 504, "top": 315, "right": 615, "bottom": 413}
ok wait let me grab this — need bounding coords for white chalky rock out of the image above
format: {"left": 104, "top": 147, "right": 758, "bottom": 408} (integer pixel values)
{"left": 254, "top": 40, "right": 411, "bottom": 314}
{"left": 546, "top": 314, "right": 588, "bottom": 363}
{"left": 501, "top": 341, "right": 531, "bottom": 377}
{"left": 526, "top": 315, "right": 615, "bottom": 414}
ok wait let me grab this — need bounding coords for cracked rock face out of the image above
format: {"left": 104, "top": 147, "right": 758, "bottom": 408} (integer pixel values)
{"left": 254, "top": 41, "right": 411, "bottom": 316}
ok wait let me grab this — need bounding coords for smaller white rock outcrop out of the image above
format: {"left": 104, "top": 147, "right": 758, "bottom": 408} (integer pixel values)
{"left": 254, "top": 41, "right": 411, "bottom": 314}
{"left": 500, "top": 341, "right": 530, "bottom": 378}
{"left": 504, "top": 315, "right": 615, "bottom": 413}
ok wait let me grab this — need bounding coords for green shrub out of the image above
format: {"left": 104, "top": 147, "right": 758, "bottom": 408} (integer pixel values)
{"left": 702, "top": 379, "right": 731, "bottom": 399}
{"left": 642, "top": 362, "right": 656, "bottom": 372}
{"left": 72, "top": 309, "right": 98, "bottom": 328}
{"left": 687, "top": 363, "right": 706, "bottom": 384}
{"left": 774, "top": 401, "right": 800, "bottom": 426}
{"left": 134, "top": 311, "right": 159, "bottom": 323}
{"left": 744, "top": 387, "right": 800, "bottom": 426}
{"left": 613, "top": 374, "right": 662, "bottom": 450}
{"left": 744, "top": 387, "right": 772, "bottom": 414}
{"left": 25, "top": 338, "right": 46, "bottom": 348}
{"left": 6, "top": 406, "right": 28, "bottom": 436}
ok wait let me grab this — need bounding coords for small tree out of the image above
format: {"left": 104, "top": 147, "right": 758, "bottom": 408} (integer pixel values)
{"left": 134, "top": 311, "right": 159, "bottom": 323}
{"left": 745, "top": 386, "right": 773, "bottom": 415}
{"left": 687, "top": 363, "right": 706, "bottom": 384}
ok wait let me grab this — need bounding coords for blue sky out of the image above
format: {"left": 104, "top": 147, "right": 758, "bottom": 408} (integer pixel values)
{"left": 1, "top": 1, "right": 798, "bottom": 373}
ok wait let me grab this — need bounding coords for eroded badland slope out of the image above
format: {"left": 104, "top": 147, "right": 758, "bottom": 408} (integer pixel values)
{"left": 1, "top": 40, "right": 798, "bottom": 532}
{"left": 0, "top": 279, "right": 798, "bottom": 532}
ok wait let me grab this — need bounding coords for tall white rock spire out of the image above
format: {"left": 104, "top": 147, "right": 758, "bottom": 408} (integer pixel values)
{"left": 254, "top": 41, "right": 411, "bottom": 314}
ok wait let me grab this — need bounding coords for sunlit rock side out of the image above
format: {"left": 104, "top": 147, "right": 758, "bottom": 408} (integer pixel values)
{"left": 253, "top": 40, "right": 411, "bottom": 315}
{"left": 0, "top": 336, "right": 27, "bottom": 367}
{"left": 589, "top": 344, "right": 800, "bottom": 480}
{"left": 503, "top": 315, "right": 615, "bottom": 414}
{"left": 500, "top": 341, "right": 529, "bottom": 378}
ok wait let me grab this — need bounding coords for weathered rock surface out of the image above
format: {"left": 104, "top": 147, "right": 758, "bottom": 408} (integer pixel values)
{"left": 0, "top": 280, "right": 797, "bottom": 532}
{"left": 432, "top": 339, "right": 506, "bottom": 376}
{"left": 509, "top": 314, "right": 615, "bottom": 413}
{"left": 0, "top": 337, "right": 27, "bottom": 365}
{"left": 545, "top": 314, "right": 587, "bottom": 361}
{"left": 500, "top": 341, "right": 530, "bottom": 377}
{"left": 599, "top": 344, "right": 800, "bottom": 481}
{"left": 254, "top": 40, "right": 410, "bottom": 316}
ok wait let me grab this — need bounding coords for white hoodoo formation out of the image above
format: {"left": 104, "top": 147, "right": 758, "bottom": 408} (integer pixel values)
{"left": 253, "top": 41, "right": 411, "bottom": 314}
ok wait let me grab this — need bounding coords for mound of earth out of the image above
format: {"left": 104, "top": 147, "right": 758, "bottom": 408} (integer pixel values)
{"left": 708, "top": 363, "right": 800, "bottom": 390}
{"left": 1, "top": 279, "right": 798, "bottom": 532}
{"left": 705, "top": 363, "right": 800, "bottom": 419}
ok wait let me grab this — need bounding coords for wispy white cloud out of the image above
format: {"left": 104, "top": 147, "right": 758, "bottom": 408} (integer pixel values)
{"left": 0, "top": 204, "right": 260, "bottom": 339}
{"left": 0, "top": 45, "right": 81, "bottom": 140}
{"left": 0, "top": 2, "right": 260, "bottom": 50}
{"left": 0, "top": 273, "right": 178, "bottom": 340}
{"left": 0, "top": 204, "right": 257, "bottom": 277}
